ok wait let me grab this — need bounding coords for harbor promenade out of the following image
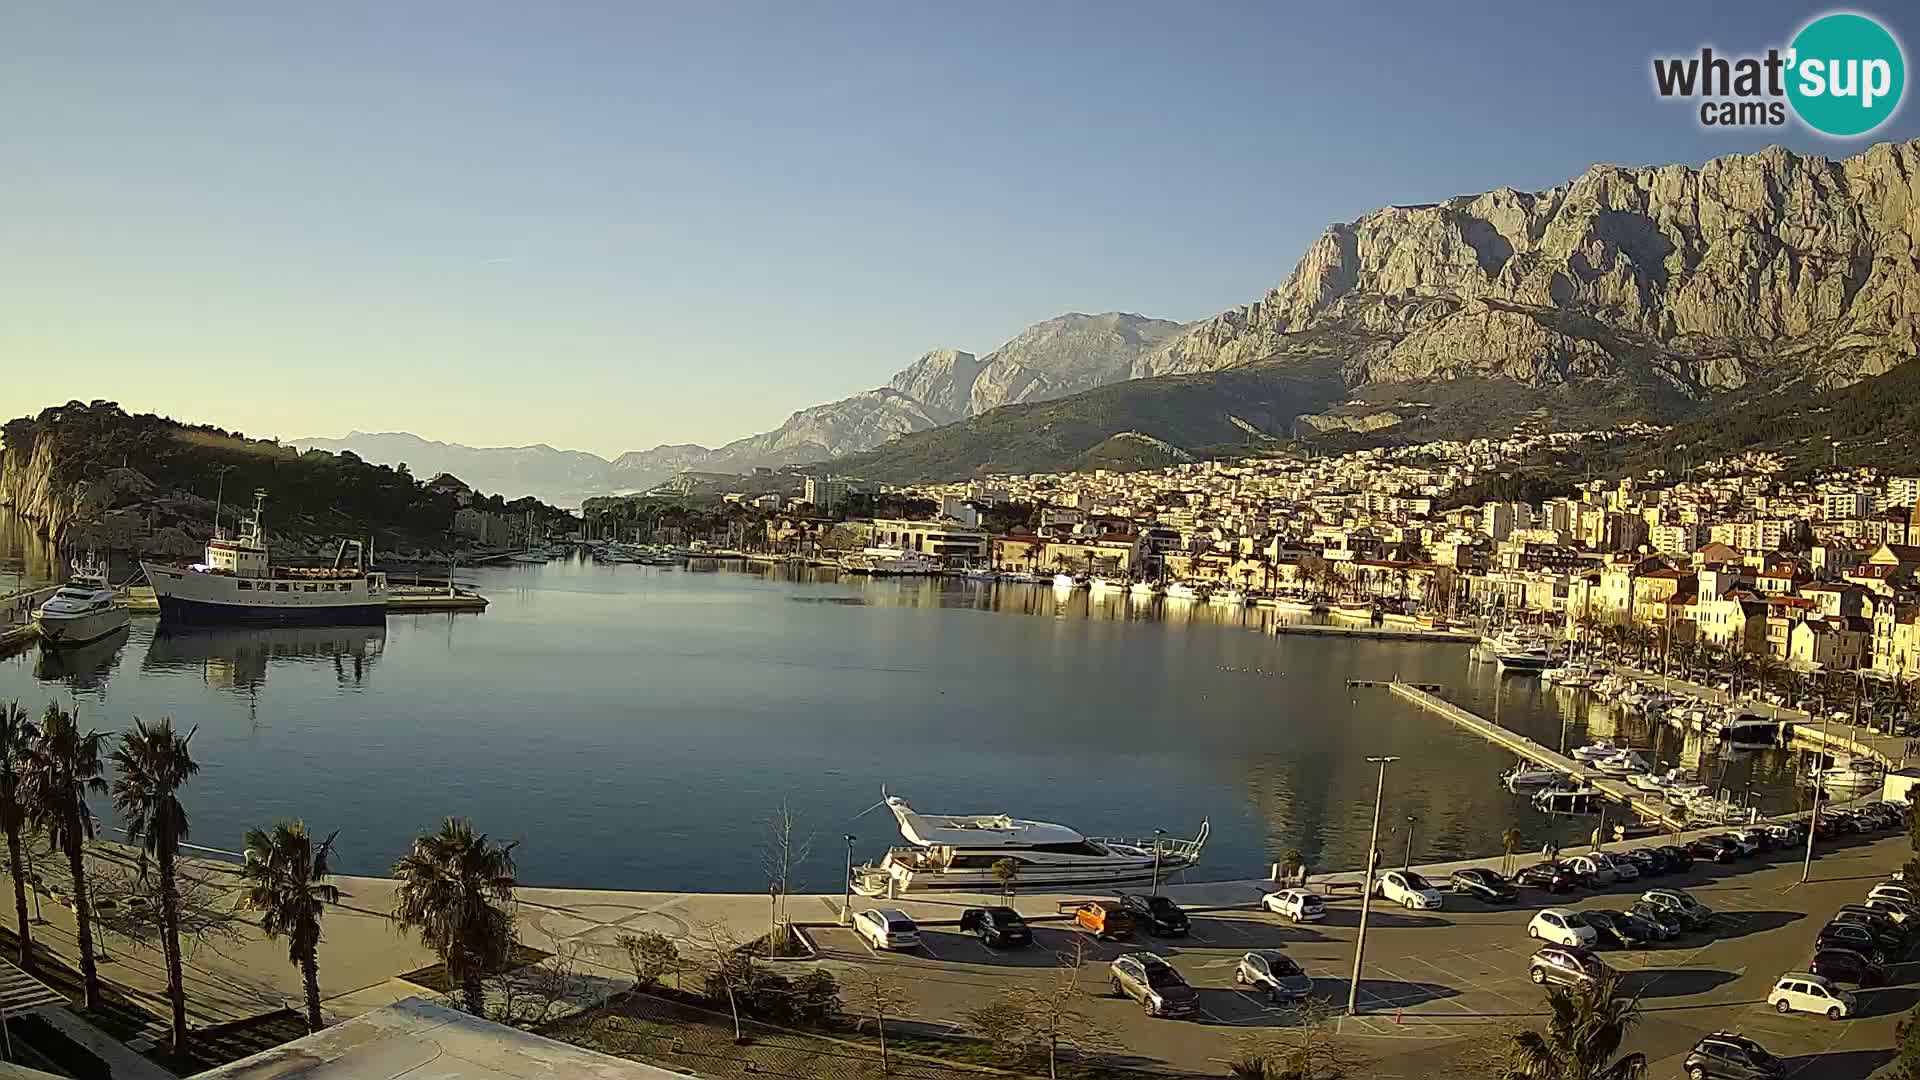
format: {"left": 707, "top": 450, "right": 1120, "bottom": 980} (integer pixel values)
{"left": 1611, "top": 663, "right": 1912, "bottom": 767}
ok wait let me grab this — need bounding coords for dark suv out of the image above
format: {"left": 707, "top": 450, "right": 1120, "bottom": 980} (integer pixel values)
{"left": 1449, "top": 867, "right": 1518, "bottom": 903}
{"left": 1683, "top": 1032, "right": 1783, "bottom": 1080}
{"left": 959, "top": 906, "right": 1032, "bottom": 947}
{"left": 1816, "top": 921, "right": 1891, "bottom": 963}
{"left": 1516, "top": 862, "right": 1582, "bottom": 893}
{"left": 1119, "top": 893, "right": 1191, "bottom": 937}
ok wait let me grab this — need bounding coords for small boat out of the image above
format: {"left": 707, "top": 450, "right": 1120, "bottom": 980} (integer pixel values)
{"left": 1088, "top": 577, "right": 1126, "bottom": 593}
{"left": 1502, "top": 762, "right": 1560, "bottom": 789}
{"left": 1211, "top": 588, "right": 1249, "bottom": 607}
{"left": 1627, "top": 772, "right": 1668, "bottom": 793}
{"left": 963, "top": 567, "right": 1000, "bottom": 582}
{"left": 1571, "top": 741, "right": 1619, "bottom": 763}
{"left": 1164, "top": 582, "right": 1202, "bottom": 601}
{"left": 1128, "top": 581, "right": 1162, "bottom": 597}
{"left": 1533, "top": 787, "right": 1606, "bottom": 815}
{"left": 1810, "top": 755, "right": 1886, "bottom": 797}
{"left": 1713, "top": 711, "right": 1784, "bottom": 746}
{"left": 35, "top": 555, "right": 131, "bottom": 646}
{"left": 1052, "top": 573, "right": 1081, "bottom": 590}
{"left": 1593, "top": 750, "right": 1651, "bottom": 776}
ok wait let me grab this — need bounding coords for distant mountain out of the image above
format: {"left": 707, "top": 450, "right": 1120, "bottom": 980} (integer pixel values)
{"left": 845, "top": 139, "right": 1920, "bottom": 482}
{"left": 302, "top": 311, "right": 1182, "bottom": 500}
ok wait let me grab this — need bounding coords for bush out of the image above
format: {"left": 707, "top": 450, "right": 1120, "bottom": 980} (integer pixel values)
{"left": 704, "top": 956, "right": 843, "bottom": 1028}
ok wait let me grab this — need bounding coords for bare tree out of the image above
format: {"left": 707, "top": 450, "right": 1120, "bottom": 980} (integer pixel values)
{"left": 846, "top": 966, "right": 913, "bottom": 1074}
{"left": 1226, "top": 999, "right": 1361, "bottom": 1080}
{"left": 616, "top": 929, "right": 681, "bottom": 992}
{"left": 761, "top": 801, "right": 812, "bottom": 956}
{"left": 486, "top": 938, "right": 605, "bottom": 1029}
{"left": 991, "top": 857, "right": 1020, "bottom": 900}
{"left": 698, "top": 921, "right": 757, "bottom": 1043}
{"left": 961, "top": 936, "right": 1105, "bottom": 1080}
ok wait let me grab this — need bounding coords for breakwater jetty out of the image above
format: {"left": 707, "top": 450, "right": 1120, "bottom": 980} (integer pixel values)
{"left": 1386, "top": 681, "right": 1688, "bottom": 829}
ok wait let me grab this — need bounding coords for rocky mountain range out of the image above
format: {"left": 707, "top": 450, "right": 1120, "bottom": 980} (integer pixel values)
{"left": 843, "top": 139, "right": 1920, "bottom": 482}
{"left": 307, "top": 140, "right": 1920, "bottom": 496}
{"left": 298, "top": 312, "right": 1182, "bottom": 502}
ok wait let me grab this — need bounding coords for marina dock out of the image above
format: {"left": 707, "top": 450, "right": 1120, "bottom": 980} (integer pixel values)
{"left": 1273, "top": 622, "right": 1476, "bottom": 643}
{"left": 1387, "top": 681, "right": 1689, "bottom": 829}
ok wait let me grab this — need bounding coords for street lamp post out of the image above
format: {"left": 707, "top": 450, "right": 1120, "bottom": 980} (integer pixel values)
{"left": 842, "top": 834, "right": 857, "bottom": 925}
{"left": 1804, "top": 710, "right": 1829, "bottom": 884}
{"left": 1152, "top": 828, "right": 1166, "bottom": 895}
{"left": 1348, "top": 755, "right": 1399, "bottom": 1016}
{"left": 1402, "top": 815, "right": 1418, "bottom": 870}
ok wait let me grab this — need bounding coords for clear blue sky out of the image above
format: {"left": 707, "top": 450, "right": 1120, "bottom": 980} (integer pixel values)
{"left": 5, "top": 2, "right": 1917, "bottom": 458}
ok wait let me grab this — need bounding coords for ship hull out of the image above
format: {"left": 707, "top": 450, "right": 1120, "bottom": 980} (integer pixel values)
{"left": 154, "top": 595, "right": 386, "bottom": 626}
{"left": 36, "top": 608, "right": 132, "bottom": 647}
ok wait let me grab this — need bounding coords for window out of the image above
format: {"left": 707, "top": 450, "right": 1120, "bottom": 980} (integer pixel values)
{"left": 276, "top": 583, "right": 290, "bottom": 592}
{"left": 237, "top": 581, "right": 252, "bottom": 590}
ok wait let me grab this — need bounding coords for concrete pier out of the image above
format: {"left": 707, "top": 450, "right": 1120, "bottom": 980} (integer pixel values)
{"left": 1272, "top": 622, "right": 1476, "bottom": 643}
{"left": 1388, "top": 681, "right": 1689, "bottom": 828}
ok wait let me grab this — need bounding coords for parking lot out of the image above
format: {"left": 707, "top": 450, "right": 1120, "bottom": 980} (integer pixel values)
{"left": 807, "top": 832, "right": 1916, "bottom": 1077}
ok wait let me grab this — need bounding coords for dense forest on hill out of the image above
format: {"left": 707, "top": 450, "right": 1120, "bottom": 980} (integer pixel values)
{"left": 1, "top": 401, "right": 568, "bottom": 546}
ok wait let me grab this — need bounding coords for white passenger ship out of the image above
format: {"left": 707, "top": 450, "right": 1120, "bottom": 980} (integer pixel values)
{"left": 141, "top": 492, "right": 388, "bottom": 626}
{"left": 35, "top": 555, "right": 131, "bottom": 646}
{"left": 851, "top": 795, "right": 1207, "bottom": 897}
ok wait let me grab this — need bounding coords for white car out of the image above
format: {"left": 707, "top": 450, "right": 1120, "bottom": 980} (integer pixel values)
{"left": 1869, "top": 883, "right": 1917, "bottom": 908}
{"left": 852, "top": 908, "right": 921, "bottom": 951}
{"left": 1593, "top": 852, "right": 1638, "bottom": 883}
{"left": 1528, "top": 908, "right": 1598, "bottom": 948}
{"left": 1568, "top": 855, "right": 1614, "bottom": 887}
{"left": 1767, "top": 973, "right": 1856, "bottom": 1020}
{"left": 1261, "top": 888, "right": 1326, "bottom": 922}
{"left": 1375, "top": 870, "right": 1443, "bottom": 910}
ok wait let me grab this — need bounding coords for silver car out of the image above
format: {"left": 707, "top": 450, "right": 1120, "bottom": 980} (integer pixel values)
{"left": 1235, "top": 949, "right": 1313, "bottom": 1002}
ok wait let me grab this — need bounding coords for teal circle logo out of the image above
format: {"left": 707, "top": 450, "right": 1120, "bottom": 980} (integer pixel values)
{"left": 1788, "top": 13, "right": 1905, "bottom": 136}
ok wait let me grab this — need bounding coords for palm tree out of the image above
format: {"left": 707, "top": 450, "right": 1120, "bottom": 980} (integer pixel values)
{"left": 20, "top": 703, "right": 108, "bottom": 1010}
{"left": 1502, "top": 973, "right": 1646, "bottom": 1079}
{"left": 392, "top": 818, "right": 518, "bottom": 1017}
{"left": 1501, "top": 828, "right": 1523, "bottom": 877}
{"left": 111, "top": 718, "right": 199, "bottom": 1053}
{"left": 240, "top": 822, "right": 340, "bottom": 1032}
{"left": 0, "top": 702, "right": 39, "bottom": 970}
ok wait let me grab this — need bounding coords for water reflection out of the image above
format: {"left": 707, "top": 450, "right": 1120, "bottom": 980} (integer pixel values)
{"left": 141, "top": 624, "right": 386, "bottom": 692}
{"left": 32, "top": 626, "right": 132, "bottom": 695}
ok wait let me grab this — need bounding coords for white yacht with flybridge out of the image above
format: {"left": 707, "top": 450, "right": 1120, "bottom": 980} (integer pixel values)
{"left": 850, "top": 794, "right": 1207, "bottom": 896}
{"left": 34, "top": 555, "right": 130, "bottom": 646}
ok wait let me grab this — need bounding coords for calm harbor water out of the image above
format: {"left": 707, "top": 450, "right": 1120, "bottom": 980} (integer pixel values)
{"left": 0, "top": 519, "right": 1811, "bottom": 893}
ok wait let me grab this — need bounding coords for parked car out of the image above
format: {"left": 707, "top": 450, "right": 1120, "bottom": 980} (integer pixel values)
{"left": 1861, "top": 897, "right": 1916, "bottom": 926}
{"left": 1832, "top": 905, "right": 1905, "bottom": 939}
{"left": 1529, "top": 944, "right": 1608, "bottom": 988}
{"left": 1593, "top": 852, "right": 1639, "bottom": 883}
{"left": 1261, "top": 888, "right": 1325, "bottom": 923}
{"left": 1641, "top": 888, "right": 1714, "bottom": 929}
{"left": 1235, "top": 949, "right": 1313, "bottom": 1003}
{"left": 853, "top": 908, "right": 921, "bottom": 951}
{"left": 1375, "top": 870, "right": 1444, "bottom": 910}
{"left": 1528, "top": 908, "right": 1597, "bottom": 948}
{"left": 1120, "top": 893, "right": 1191, "bottom": 937}
{"left": 1657, "top": 844, "right": 1695, "bottom": 871}
{"left": 1583, "top": 909, "right": 1653, "bottom": 949}
{"left": 1720, "top": 832, "right": 1760, "bottom": 858}
{"left": 1768, "top": 973, "right": 1856, "bottom": 1019}
{"left": 1688, "top": 836, "right": 1740, "bottom": 864}
{"left": 1627, "top": 900, "right": 1683, "bottom": 940}
{"left": 1869, "top": 882, "right": 1918, "bottom": 908}
{"left": 1516, "top": 862, "right": 1581, "bottom": 893}
{"left": 1567, "top": 855, "right": 1616, "bottom": 887}
{"left": 1069, "top": 900, "right": 1136, "bottom": 939}
{"left": 1731, "top": 828, "right": 1771, "bottom": 854}
{"left": 1765, "top": 822, "right": 1806, "bottom": 847}
{"left": 1449, "top": 867, "right": 1518, "bottom": 903}
{"left": 1683, "top": 1031, "right": 1784, "bottom": 1080}
{"left": 1814, "top": 921, "right": 1890, "bottom": 963}
{"left": 1109, "top": 953, "right": 1198, "bottom": 1017}
{"left": 959, "top": 906, "right": 1031, "bottom": 947}
{"left": 1810, "top": 947, "right": 1888, "bottom": 986}
{"left": 1621, "top": 847, "right": 1666, "bottom": 877}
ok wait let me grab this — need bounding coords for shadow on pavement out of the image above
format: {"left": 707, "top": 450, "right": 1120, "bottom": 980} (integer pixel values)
{"left": 1705, "top": 909, "right": 1805, "bottom": 940}
{"left": 1181, "top": 917, "right": 1329, "bottom": 949}
{"left": 1849, "top": 984, "right": 1920, "bottom": 1019}
{"left": 1307, "top": 976, "right": 1458, "bottom": 1010}
{"left": 1781, "top": 1047, "right": 1893, "bottom": 1079}
{"left": 1314, "top": 908, "right": 1448, "bottom": 930}
{"left": 1615, "top": 967, "right": 1739, "bottom": 999}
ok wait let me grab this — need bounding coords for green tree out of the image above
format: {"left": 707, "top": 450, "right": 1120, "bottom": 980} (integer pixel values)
{"left": 240, "top": 822, "right": 341, "bottom": 1032}
{"left": 110, "top": 717, "right": 200, "bottom": 1054}
{"left": 21, "top": 703, "right": 108, "bottom": 1010}
{"left": 0, "top": 702, "right": 39, "bottom": 969}
{"left": 1503, "top": 974, "right": 1645, "bottom": 1080}
{"left": 392, "top": 818, "right": 519, "bottom": 1017}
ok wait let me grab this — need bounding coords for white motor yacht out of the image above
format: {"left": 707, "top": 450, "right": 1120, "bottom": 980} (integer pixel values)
{"left": 1052, "top": 573, "right": 1083, "bottom": 590}
{"left": 850, "top": 796, "right": 1208, "bottom": 896}
{"left": 1211, "top": 588, "right": 1249, "bottom": 606}
{"left": 1810, "top": 755, "right": 1886, "bottom": 797}
{"left": 1164, "top": 582, "right": 1202, "bottom": 601}
{"left": 1088, "top": 577, "right": 1126, "bottom": 593}
{"left": 1128, "top": 580, "right": 1162, "bottom": 598}
{"left": 1491, "top": 633, "right": 1551, "bottom": 673}
{"left": 1501, "top": 762, "right": 1560, "bottom": 789}
{"left": 35, "top": 555, "right": 130, "bottom": 646}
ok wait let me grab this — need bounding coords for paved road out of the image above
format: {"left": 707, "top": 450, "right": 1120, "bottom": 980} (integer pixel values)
{"left": 809, "top": 832, "right": 1914, "bottom": 1078}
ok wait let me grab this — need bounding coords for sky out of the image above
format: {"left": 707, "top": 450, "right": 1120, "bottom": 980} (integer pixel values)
{"left": 6, "top": 2, "right": 1920, "bottom": 459}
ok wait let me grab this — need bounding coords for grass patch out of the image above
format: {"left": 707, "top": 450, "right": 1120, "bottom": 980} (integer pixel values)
{"left": 550, "top": 988, "right": 1173, "bottom": 1080}
{"left": 397, "top": 943, "right": 553, "bottom": 994}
